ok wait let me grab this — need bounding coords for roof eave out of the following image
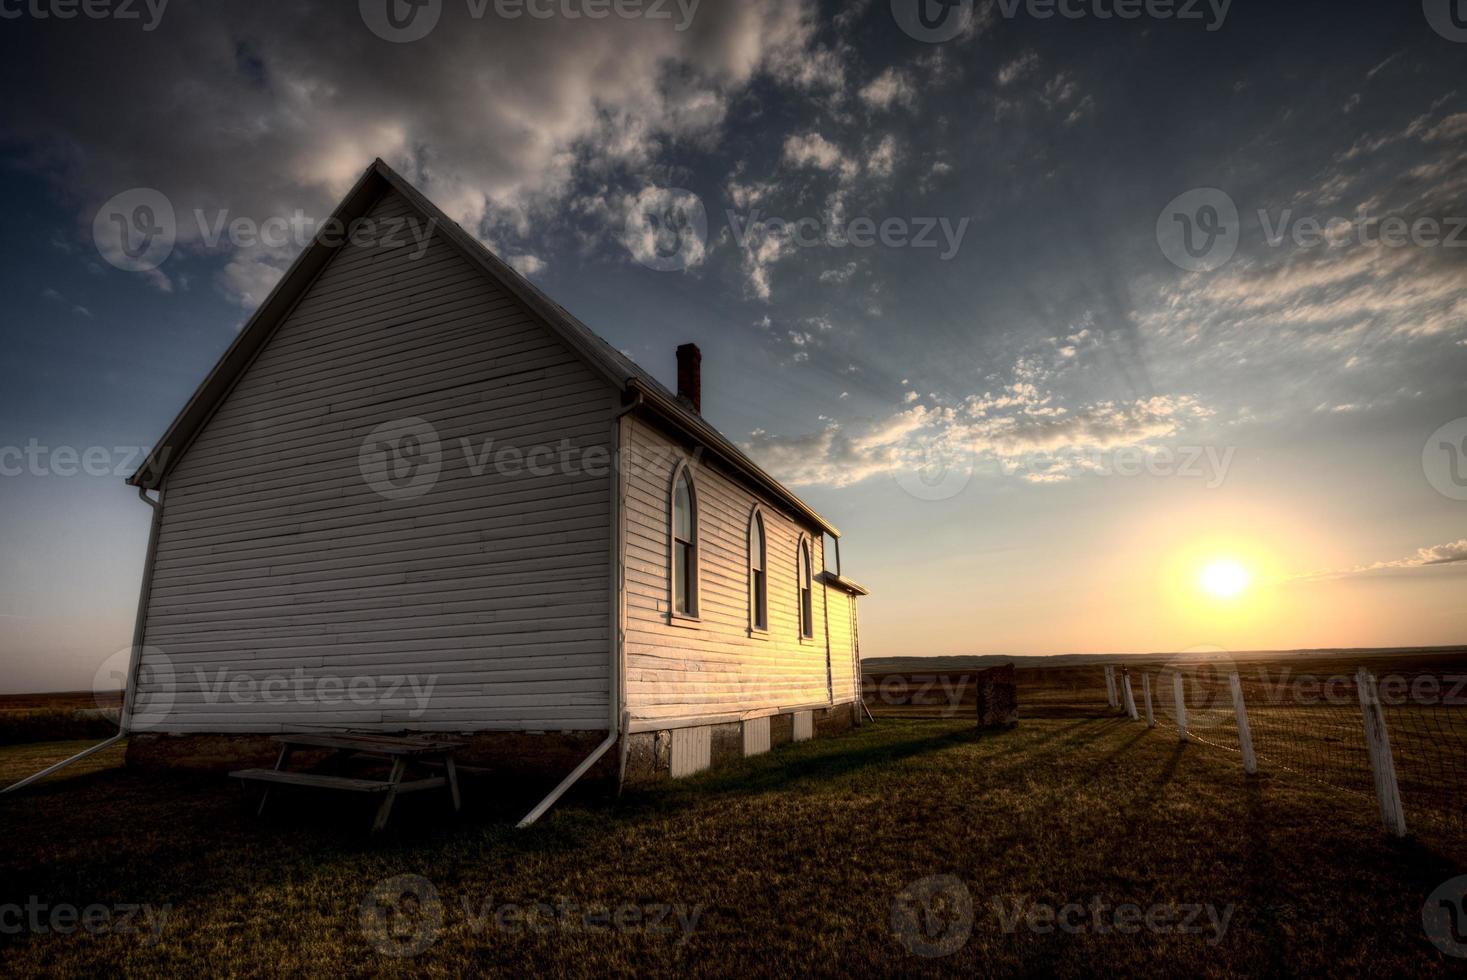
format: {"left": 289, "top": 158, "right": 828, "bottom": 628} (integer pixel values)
{"left": 628, "top": 378, "right": 841, "bottom": 539}
{"left": 818, "top": 571, "right": 870, "bottom": 597}
{"left": 126, "top": 162, "right": 390, "bottom": 488}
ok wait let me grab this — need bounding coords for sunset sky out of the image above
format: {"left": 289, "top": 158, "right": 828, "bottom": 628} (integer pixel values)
{"left": 1, "top": 0, "right": 1465, "bottom": 692}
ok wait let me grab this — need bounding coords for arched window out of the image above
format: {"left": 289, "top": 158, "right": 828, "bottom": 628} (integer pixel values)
{"left": 797, "top": 536, "right": 813, "bottom": 638}
{"left": 671, "top": 464, "right": 698, "bottom": 617}
{"left": 748, "top": 509, "right": 767, "bottom": 632}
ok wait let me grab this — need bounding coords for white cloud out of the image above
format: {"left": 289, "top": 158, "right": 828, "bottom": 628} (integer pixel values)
{"left": 617, "top": 187, "right": 708, "bottom": 271}
{"left": 997, "top": 52, "right": 1038, "bottom": 86}
{"left": 820, "top": 262, "right": 858, "bottom": 283}
{"left": 782, "top": 132, "right": 859, "bottom": 179}
{"left": 12, "top": 1, "right": 833, "bottom": 305}
{"left": 859, "top": 67, "right": 915, "bottom": 109}
{"left": 509, "top": 254, "right": 546, "bottom": 276}
{"left": 868, "top": 135, "right": 899, "bottom": 178}
{"left": 1290, "top": 540, "right": 1467, "bottom": 581}
{"left": 742, "top": 344, "right": 1219, "bottom": 489}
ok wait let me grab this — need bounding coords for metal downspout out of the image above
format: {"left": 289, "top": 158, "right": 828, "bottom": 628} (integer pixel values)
{"left": 2, "top": 486, "right": 163, "bottom": 794}
{"left": 515, "top": 391, "right": 641, "bottom": 827}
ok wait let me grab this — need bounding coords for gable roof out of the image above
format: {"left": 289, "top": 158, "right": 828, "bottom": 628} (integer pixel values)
{"left": 128, "top": 159, "right": 841, "bottom": 537}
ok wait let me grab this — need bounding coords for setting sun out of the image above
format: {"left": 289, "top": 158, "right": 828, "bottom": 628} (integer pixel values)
{"left": 1199, "top": 560, "right": 1251, "bottom": 600}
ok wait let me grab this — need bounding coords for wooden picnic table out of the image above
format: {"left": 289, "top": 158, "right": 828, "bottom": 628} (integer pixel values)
{"left": 231, "top": 733, "right": 462, "bottom": 831}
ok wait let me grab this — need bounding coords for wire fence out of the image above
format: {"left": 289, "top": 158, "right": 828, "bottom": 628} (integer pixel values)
{"left": 861, "top": 657, "right": 1467, "bottom": 845}
{"left": 1085, "top": 658, "right": 1467, "bottom": 843}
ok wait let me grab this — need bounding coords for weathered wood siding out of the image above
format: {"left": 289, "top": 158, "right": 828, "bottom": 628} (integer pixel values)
{"left": 134, "top": 189, "right": 617, "bottom": 733}
{"left": 826, "top": 589, "right": 859, "bottom": 705}
{"left": 621, "top": 416, "right": 859, "bottom": 729}
{"left": 743, "top": 716, "right": 771, "bottom": 755}
{"left": 669, "top": 726, "right": 712, "bottom": 776}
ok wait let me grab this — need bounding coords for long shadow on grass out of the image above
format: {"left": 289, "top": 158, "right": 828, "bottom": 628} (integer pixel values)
{"left": 619, "top": 717, "right": 1121, "bottom": 822}
{"left": 632, "top": 722, "right": 993, "bottom": 803}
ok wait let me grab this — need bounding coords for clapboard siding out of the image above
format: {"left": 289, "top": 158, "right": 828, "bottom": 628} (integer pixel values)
{"left": 621, "top": 416, "right": 858, "bottom": 727}
{"left": 133, "top": 188, "right": 618, "bottom": 733}
{"left": 826, "top": 590, "right": 858, "bottom": 704}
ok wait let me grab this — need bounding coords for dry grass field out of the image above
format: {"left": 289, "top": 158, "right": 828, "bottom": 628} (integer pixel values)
{"left": 2, "top": 662, "right": 1466, "bottom": 977}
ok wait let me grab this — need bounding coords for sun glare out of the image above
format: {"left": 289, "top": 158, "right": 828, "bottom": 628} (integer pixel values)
{"left": 1199, "top": 559, "right": 1250, "bottom": 600}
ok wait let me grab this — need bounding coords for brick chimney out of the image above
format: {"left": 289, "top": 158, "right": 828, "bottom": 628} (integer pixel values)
{"left": 676, "top": 343, "right": 701, "bottom": 414}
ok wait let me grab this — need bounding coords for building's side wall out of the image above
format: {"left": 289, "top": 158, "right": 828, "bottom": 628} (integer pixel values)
{"left": 620, "top": 415, "right": 859, "bottom": 736}
{"left": 132, "top": 188, "right": 617, "bottom": 733}
{"left": 826, "top": 589, "right": 859, "bottom": 705}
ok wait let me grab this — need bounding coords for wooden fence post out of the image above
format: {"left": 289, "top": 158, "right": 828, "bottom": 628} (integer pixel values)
{"left": 1122, "top": 671, "right": 1139, "bottom": 721}
{"left": 1104, "top": 666, "right": 1118, "bottom": 709}
{"left": 1172, "top": 672, "right": 1188, "bottom": 742}
{"left": 1355, "top": 667, "right": 1408, "bottom": 838}
{"left": 1142, "top": 673, "right": 1155, "bottom": 728}
{"left": 1228, "top": 671, "right": 1257, "bottom": 775}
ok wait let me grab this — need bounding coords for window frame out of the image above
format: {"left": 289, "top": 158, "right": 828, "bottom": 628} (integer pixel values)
{"left": 797, "top": 535, "right": 814, "bottom": 639}
{"left": 747, "top": 506, "right": 768, "bottom": 635}
{"left": 668, "top": 460, "right": 700, "bottom": 622}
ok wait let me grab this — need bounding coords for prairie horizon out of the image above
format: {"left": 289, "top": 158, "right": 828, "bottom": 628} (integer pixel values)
{"left": 3, "top": 2, "right": 1467, "bottom": 974}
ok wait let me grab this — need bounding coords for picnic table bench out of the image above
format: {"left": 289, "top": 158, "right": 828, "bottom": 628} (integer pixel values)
{"left": 231, "top": 733, "right": 462, "bottom": 831}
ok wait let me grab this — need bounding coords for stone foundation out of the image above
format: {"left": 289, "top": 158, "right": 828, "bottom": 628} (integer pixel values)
{"left": 126, "top": 730, "right": 620, "bottom": 791}
{"left": 126, "top": 703, "right": 861, "bottom": 791}
{"left": 621, "top": 700, "right": 861, "bottom": 785}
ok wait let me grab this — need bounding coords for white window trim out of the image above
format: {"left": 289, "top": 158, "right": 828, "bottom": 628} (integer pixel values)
{"left": 747, "top": 505, "right": 769, "bottom": 636}
{"left": 797, "top": 534, "right": 814, "bottom": 640}
{"left": 668, "top": 459, "right": 700, "bottom": 623}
